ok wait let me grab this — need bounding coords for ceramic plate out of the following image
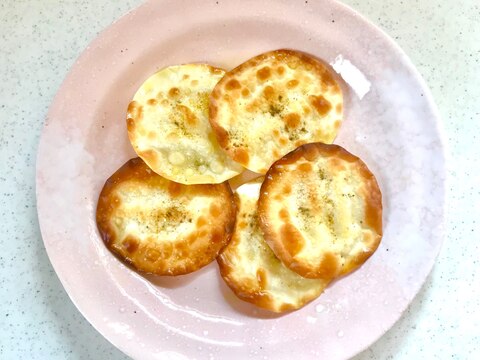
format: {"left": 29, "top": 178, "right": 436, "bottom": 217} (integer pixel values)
{"left": 36, "top": 0, "right": 446, "bottom": 359}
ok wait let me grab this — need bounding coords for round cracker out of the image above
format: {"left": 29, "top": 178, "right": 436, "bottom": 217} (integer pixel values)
{"left": 209, "top": 49, "right": 343, "bottom": 174}
{"left": 96, "top": 158, "right": 236, "bottom": 275}
{"left": 258, "top": 143, "right": 382, "bottom": 280}
{"left": 218, "top": 179, "right": 327, "bottom": 312}
{"left": 127, "top": 64, "right": 243, "bottom": 184}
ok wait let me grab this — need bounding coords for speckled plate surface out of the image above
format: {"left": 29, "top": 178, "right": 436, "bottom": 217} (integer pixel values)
{"left": 36, "top": 0, "right": 446, "bottom": 359}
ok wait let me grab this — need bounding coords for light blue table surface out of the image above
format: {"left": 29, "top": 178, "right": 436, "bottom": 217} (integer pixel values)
{"left": 1, "top": 1, "right": 479, "bottom": 359}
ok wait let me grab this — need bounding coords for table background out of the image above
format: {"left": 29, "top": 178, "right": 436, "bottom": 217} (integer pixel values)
{"left": 1, "top": 0, "right": 478, "bottom": 359}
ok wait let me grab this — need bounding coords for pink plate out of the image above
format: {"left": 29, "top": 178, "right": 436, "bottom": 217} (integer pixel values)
{"left": 36, "top": 0, "right": 446, "bottom": 359}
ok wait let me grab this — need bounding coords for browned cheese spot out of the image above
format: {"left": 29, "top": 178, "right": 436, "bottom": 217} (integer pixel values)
{"left": 241, "top": 88, "right": 250, "bottom": 97}
{"left": 280, "top": 223, "right": 305, "bottom": 257}
{"left": 328, "top": 158, "right": 345, "bottom": 172}
{"left": 224, "top": 93, "right": 233, "bottom": 104}
{"left": 233, "top": 148, "right": 250, "bottom": 166}
{"left": 256, "top": 66, "right": 272, "bottom": 81}
{"left": 196, "top": 216, "right": 207, "bottom": 227}
{"left": 334, "top": 120, "right": 341, "bottom": 129}
{"left": 283, "top": 113, "right": 301, "bottom": 128}
{"left": 279, "top": 303, "right": 295, "bottom": 312}
{"left": 279, "top": 208, "right": 290, "bottom": 222}
{"left": 127, "top": 101, "right": 143, "bottom": 121}
{"left": 168, "top": 87, "right": 180, "bottom": 98}
{"left": 256, "top": 268, "right": 268, "bottom": 289}
{"left": 211, "top": 124, "right": 229, "bottom": 148}
{"left": 317, "top": 252, "right": 340, "bottom": 280}
{"left": 123, "top": 236, "right": 139, "bottom": 253}
{"left": 279, "top": 137, "right": 288, "bottom": 146}
{"left": 147, "top": 98, "right": 157, "bottom": 106}
{"left": 273, "top": 149, "right": 282, "bottom": 158}
{"left": 298, "top": 162, "right": 313, "bottom": 172}
{"left": 191, "top": 79, "right": 199, "bottom": 86}
{"left": 303, "top": 106, "right": 311, "bottom": 115}
{"left": 237, "top": 221, "right": 248, "bottom": 230}
{"left": 287, "top": 79, "right": 299, "bottom": 89}
{"left": 178, "top": 104, "right": 198, "bottom": 126}
{"left": 310, "top": 95, "right": 332, "bottom": 116}
{"left": 272, "top": 129, "right": 281, "bottom": 138}
{"left": 225, "top": 79, "right": 241, "bottom": 91}
{"left": 126, "top": 118, "right": 135, "bottom": 132}
{"left": 246, "top": 98, "right": 262, "bottom": 113}
{"left": 295, "top": 140, "right": 306, "bottom": 147}
{"left": 283, "top": 184, "right": 292, "bottom": 195}
{"left": 211, "top": 90, "right": 220, "bottom": 100}
{"left": 210, "top": 203, "right": 221, "bottom": 217}
{"left": 276, "top": 66, "right": 285, "bottom": 76}
{"left": 182, "top": 74, "right": 190, "bottom": 80}
{"left": 263, "top": 86, "right": 275, "bottom": 100}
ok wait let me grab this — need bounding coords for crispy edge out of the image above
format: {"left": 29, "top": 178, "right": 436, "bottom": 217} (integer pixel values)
{"left": 341, "top": 159, "right": 383, "bottom": 275}
{"left": 209, "top": 49, "right": 342, "bottom": 172}
{"left": 96, "top": 157, "right": 154, "bottom": 249}
{"left": 217, "top": 190, "right": 322, "bottom": 312}
{"left": 217, "top": 193, "right": 281, "bottom": 311}
{"left": 96, "top": 157, "right": 237, "bottom": 275}
{"left": 258, "top": 143, "right": 383, "bottom": 280}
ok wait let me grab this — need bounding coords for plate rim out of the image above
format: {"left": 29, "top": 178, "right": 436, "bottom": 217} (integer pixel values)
{"left": 36, "top": 0, "right": 448, "bottom": 358}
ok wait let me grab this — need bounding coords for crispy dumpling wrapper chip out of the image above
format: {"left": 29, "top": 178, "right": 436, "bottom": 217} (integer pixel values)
{"left": 127, "top": 64, "right": 243, "bottom": 184}
{"left": 218, "top": 178, "right": 328, "bottom": 312}
{"left": 210, "top": 49, "right": 343, "bottom": 174}
{"left": 96, "top": 158, "right": 236, "bottom": 275}
{"left": 258, "top": 143, "right": 382, "bottom": 280}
